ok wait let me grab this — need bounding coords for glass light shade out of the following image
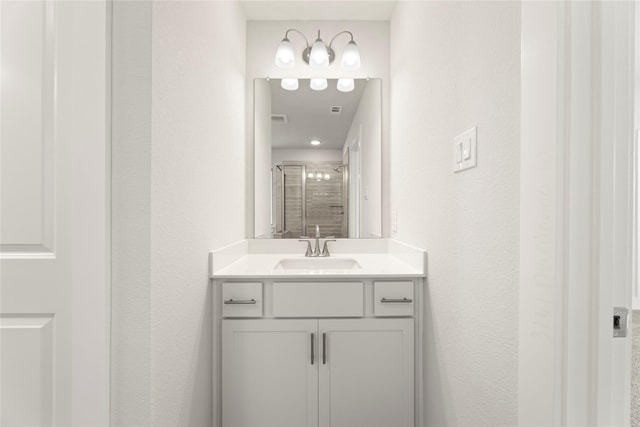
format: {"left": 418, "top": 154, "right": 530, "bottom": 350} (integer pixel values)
{"left": 307, "top": 173, "right": 314, "bottom": 179}
{"left": 324, "top": 174, "right": 330, "bottom": 180}
{"left": 310, "top": 78, "right": 328, "bottom": 91}
{"left": 316, "top": 172, "right": 323, "bottom": 180}
{"left": 280, "top": 78, "right": 299, "bottom": 91}
{"left": 340, "top": 41, "right": 361, "bottom": 71}
{"left": 309, "top": 39, "right": 330, "bottom": 69}
{"left": 336, "top": 78, "right": 355, "bottom": 92}
{"left": 275, "top": 38, "right": 295, "bottom": 69}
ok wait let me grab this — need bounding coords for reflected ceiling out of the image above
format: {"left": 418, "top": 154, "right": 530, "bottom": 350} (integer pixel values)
{"left": 270, "top": 79, "right": 366, "bottom": 150}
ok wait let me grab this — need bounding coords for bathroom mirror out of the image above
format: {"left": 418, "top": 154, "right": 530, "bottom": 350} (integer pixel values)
{"left": 254, "top": 78, "right": 382, "bottom": 239}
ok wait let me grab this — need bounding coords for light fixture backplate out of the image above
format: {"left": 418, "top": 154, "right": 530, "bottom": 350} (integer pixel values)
{"left": 302, "top": 46, "right": 336, "bottom": 65}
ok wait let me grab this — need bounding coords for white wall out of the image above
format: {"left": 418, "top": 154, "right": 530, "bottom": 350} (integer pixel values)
{"left": 112, "top": 2, "right": 152, "bottom": 425}
{"left": 112, "top": 2, "right": 246, "bottom": 425}
{"left": 246, "top": 20, "right": 390, "bottom": 238}
{"left": 271, "top": 148, "right": 343, "bottom": 167}
{"left": 390, "top": 2, "right": 520, "bottom": 425}
{"left": 254, "top": 79, "right": 272, "bottom": 238}
{"left": 344, "top": 79, "right": 382, "bottom": 238}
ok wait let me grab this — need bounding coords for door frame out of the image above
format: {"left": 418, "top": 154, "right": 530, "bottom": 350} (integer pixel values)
{"left": 519, "top": 1, "right": 635, "bottom": 425}
{"left": 69, "top": 1, "right": 112, "bottom": 424}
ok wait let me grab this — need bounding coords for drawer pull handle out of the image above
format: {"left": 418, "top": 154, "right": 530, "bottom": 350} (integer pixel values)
{"left": 223, "top": 298, "right": 257, "bottom": 305}
{"left": 380, "top": 297, "right": 413, "bottom": 303}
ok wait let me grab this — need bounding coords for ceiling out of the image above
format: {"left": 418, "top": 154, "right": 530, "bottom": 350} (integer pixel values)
{"left": 240, "top": 1, "right": 397, "bottom": 21}
{"left": 270, "top": 78, "right": 367, "bottom": 150}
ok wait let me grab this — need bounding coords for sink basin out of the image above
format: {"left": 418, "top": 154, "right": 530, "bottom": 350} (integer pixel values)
{"left": 273, "top": 257, "right": 362, "bottom": 271}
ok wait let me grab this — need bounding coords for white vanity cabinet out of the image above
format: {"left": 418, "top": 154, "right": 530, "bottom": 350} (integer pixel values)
{"left": 222, "top": 319, "right": 318, "bottom": 427}
{"left": 317, "top": 318, "right": 414, "bottom": 427}
{"left": 220, "top": 280, "right": 416, "bottom": 427}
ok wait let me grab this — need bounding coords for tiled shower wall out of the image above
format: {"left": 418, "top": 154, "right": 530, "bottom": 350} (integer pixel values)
{"left": 279, "top": 163, "right": 346, "bottom": 238}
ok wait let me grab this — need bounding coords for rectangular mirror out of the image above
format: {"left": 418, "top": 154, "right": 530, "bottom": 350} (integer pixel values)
{"left": 254, "top": 78, "right": 382, "bottom": 239}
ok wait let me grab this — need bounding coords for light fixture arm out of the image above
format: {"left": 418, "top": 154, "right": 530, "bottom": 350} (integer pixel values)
{"left": 283, "top": 28, "right": 310, "bottom": 49}
{"left": 328, "top": 30, "right": 355, "bottom": 50}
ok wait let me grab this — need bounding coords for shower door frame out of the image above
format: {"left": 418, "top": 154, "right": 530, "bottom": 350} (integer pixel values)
{"left": 279, "top": 161, "right": 348, "bottom": 239}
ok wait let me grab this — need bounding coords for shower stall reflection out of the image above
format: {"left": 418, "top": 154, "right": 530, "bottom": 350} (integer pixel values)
{"left": 273, "top": 162, "right": 348, "bottom": 238}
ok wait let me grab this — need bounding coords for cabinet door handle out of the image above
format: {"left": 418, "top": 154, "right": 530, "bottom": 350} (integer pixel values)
{"left": 311, "top": 333, "right": 315, "bottom": 365}
{"left": 380, "top": 297, "right": 413, "bottom": 303}
{"left": 322, "top": 333, "right": 327, "bottom": 365}
{"left": 223, "top": 298, "right": 257, "bottom": 305}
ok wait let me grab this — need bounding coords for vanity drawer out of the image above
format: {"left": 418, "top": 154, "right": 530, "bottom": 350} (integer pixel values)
{"left": 222, "top": 282, "right": 263, "bottom": 318}
{"left": 374, "top": 281, "right": 414, "bottom": 317}
{"left": 273, "top": 282, "right": 363, "bottom": 318}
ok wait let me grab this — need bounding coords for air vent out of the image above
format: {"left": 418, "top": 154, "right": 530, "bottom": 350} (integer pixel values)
{"left": 330, "top": 106, "right": 342, "bottom": 115}
{"left": 271, "top": 114, "right": 288, "bottom": 124}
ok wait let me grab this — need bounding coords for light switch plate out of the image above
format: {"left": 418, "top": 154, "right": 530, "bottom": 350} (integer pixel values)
{"left": 453, "top": 126, "right": 477, "bottom": 173}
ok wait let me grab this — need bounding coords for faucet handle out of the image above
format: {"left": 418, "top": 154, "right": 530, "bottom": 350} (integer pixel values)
{"left": 321, "top": 239, "right": 336, "bottom": 257}
{"left": 298, "top": 239, "right": 314, "bottom": 257}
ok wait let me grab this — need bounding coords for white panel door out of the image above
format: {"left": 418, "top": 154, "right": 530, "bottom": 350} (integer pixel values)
{"left": 318, "top": 318, "right": 414, "bottom": 427}
{"left": 0, "top": 1, "right": 109, "bottom": 426}
{"left": 222, "top": 319, "right": 319, "bottom": 427}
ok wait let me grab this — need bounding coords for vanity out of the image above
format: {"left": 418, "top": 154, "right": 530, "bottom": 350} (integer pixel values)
{"left": 210, "top": 238, "right": 427, "bottom": 427}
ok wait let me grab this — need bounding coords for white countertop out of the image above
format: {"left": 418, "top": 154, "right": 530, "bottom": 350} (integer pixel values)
{"left": 209, "top": 239, "right": 427, "bottom": 279}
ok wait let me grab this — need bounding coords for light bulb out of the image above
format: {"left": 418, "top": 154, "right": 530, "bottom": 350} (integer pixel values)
{"left": 316, "top": 172, "right": 323, "bottom": 181}
{"left": 275, "top": 38, "right": 295, "bottom": 69}
{"left": 280, "top": 78, "right": 299, "bottom": 91}
{"left": 310, "top": 78, "right": 328, "bottom": 91}
{"left": 340, "top": 40, "right": 360, "bottom": 71}
{"left": 336, "top": 78, "right": 355, "bottom": 92}
{"left": 307, "top": 173, "right": 314, "bottom": 179}
{"left": 309, "top": 39, "right": 329, "bottom": 69}
{"left": 324, "top": 174, "right": 330, "bottom": 180}
{"left": 310, "top": 139, "right": 321, "bottom": 146}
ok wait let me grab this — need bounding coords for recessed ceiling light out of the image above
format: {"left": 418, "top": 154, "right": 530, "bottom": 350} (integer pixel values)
{"left": 310, "top": 139, "right": 321, "bottom": 146}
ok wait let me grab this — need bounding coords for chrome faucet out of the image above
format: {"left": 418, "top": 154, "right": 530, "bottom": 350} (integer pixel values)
{"left": 314, "top": 225, "right": 321, "bottom": 257}
{"left": 298, "top": 225, "right": 335, "bottom": 257}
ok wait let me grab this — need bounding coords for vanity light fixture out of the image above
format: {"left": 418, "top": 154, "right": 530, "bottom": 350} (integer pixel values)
{"left": 336, "top": 78, "right": 355, "bottom": 93}
{"left": 310, "top": 78, "right": 328, "bottom": 91}
{"left": 307, "top": 169, "right": 331, "bottom": 181}
{"left": 280, "top": 78, "right": 299, "bottom": 91}
{"left": 274, "top": 29, "right": 361, "bottom": 71}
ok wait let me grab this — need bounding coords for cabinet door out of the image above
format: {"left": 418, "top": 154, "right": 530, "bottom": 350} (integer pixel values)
{"left": 318, "top": 318, "right": 414, "bottom": 427}
{"left": 222, "top": 319, "right": 318, "bottom": 427}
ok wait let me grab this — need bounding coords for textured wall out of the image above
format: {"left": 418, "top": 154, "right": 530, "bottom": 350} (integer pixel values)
{"left": 390, "top": 2, "right": 520, "bottom": 425}
{"left": 111, "top": 2, "right": 152, "bottom": 425}
{"left": 112, "top": 2, "right": 247, "bottom": 426}
{"left": 150, "top": 2, "right": 246, "bottom": 425}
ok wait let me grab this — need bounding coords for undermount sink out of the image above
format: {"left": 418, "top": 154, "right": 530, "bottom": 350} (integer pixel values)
{"left": 273, "top": 257, "right": 362, "bottom": 271}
